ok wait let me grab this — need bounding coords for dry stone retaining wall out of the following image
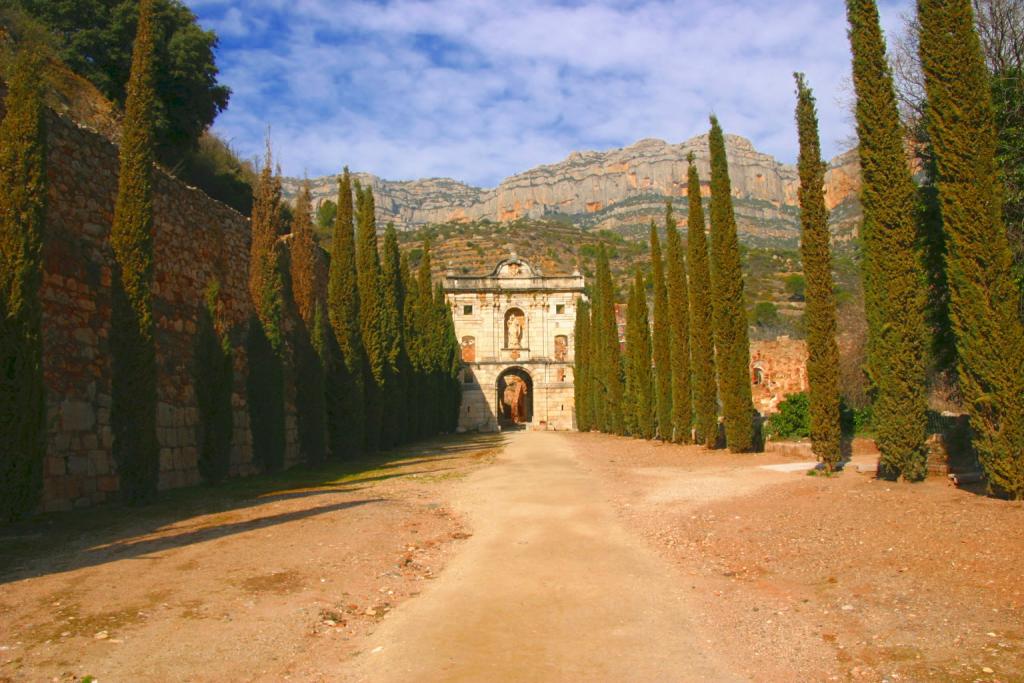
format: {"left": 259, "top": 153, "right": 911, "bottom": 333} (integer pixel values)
{"left": 6, "top": 96, "right": 300, "bottom": 512}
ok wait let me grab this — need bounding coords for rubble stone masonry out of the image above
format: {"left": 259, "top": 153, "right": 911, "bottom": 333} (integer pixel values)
{"left": 0, "top": 95, "right": 299, "bottom": 512}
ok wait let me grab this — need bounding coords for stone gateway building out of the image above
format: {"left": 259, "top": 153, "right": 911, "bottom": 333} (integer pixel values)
{"left": 445, "top": 257, "right": 585, "bottom": 432}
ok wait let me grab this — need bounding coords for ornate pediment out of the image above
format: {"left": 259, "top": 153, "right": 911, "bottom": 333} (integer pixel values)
{"left": 490, "top": 254, "right": 538, "bottom": 278}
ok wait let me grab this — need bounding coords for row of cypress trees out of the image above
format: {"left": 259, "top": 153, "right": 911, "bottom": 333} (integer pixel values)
{"left": 846, "top": 0, "right": 1024, "bottom": 497}
{"left": 248, "top": 163, "right": 463, "bottom": 467}
{"left": 574, "top": 119, "right": 758, "bottom": 452}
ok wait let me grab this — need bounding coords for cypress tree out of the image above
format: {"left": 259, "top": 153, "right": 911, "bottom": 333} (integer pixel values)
{"left": 246, "top": 149, "right": 286, "bottom": 472}
{"left": 918, "top": 0, "right": 1024, "bottom": 499}
{"left": 326, "top": 167, "right": 363, "bottom": 458}
{"left": 414, "top": 241, "right": 439, "bottom": 436}
{"left": 110, "top": 0, "right": 160, "bottom": 501}
{"left": 573, "top": 299, "right": 593, "bottom": 431}
{"left": 355, "top": 181, "right": 385, "bottom": 451}
{"left": 847, "top": 0, "right": 929, "bottom": 481}
{"left": 0, "top": 50, "right": 47, "bottom": 520}
{"left": 650, "top": 221, "right": 672, "bottom": 440}
{"left": 401, "top": 252, "right": 420, "bottom": 440}
{"left": 380, "top": 223, "right": 406, "bottom": 446}
{"left": 708, "top": 116, "right": 756, "bottom": 452}
{"left": 436, "top": 282, "right": 462, "bottom": 433}
{"left": 625, "top": 269, "right": 656, "bottom": 439}
{"left": 594, "top": 244, "right": 624, "bottom": 434}
{"left": 664, "top": 201, "right": 693, "bottom": 444}
{"left": 588, "top": 270, "right": 606, "bottom": 432}
{"left": 248, "top": 145, "right": 284, "bottom": 349}
{"left": 687, "top": 155, "right": 719, "bottom": 447}
{"left": 289, "top": 181, "right": 326, "bottom": 467}
{"left": 795, "top": 73, "right": 843, "bottom": 473}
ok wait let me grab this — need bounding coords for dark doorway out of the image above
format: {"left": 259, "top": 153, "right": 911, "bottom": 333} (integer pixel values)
{"left": 497, "top": 367, "right": 533, "bottom": 429}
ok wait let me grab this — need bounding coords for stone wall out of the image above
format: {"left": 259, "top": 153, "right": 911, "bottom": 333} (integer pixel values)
{"left": 7, "top": 97, "right": 299, "bottom": 511}
{"left": 750, "top": 336, "right": 809, "bottom": 415}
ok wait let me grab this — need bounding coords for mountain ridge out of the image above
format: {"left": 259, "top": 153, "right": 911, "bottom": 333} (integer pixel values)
{"left": 281, "top": 133, "right": 862, "bottom": 248}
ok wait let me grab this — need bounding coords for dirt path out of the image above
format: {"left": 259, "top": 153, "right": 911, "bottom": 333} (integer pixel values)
{"left": 347, "top": 431, "right": 740, "bottom": 682}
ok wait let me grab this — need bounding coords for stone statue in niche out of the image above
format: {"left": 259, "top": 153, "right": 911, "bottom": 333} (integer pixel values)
{"left": 554, "top": 335, "right": 568, "bottom": 361}
{"left": 503, "top": 376, "right": 529, "bottom": 423}
{"left": 461, "top": 336, "right": 476, "bottom": 363}
{"left": 506, "top": 311, "right": 524, "bottom": 349}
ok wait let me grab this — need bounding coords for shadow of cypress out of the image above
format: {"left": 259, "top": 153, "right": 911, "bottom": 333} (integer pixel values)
{"left": 246, "top": 316, "right": 285, "bottom": 473}
{"left": 193, "top": 283, "right": 233, "bottom": 484}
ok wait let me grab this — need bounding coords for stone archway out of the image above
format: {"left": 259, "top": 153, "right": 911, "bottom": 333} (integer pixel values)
{"left": 496, "top": 367, "right": 533, "bottom": 429}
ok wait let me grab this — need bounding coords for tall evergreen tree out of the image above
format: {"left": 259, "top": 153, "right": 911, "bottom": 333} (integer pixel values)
{"left": 664, "top": 201, "right": 693, "bottom": 444}
{"left": 847, "top": 0, "right": 929, "bottom": 480}
{"left": 289, "top": 181, "right": 326, "bottom": 467}
{"left": 380, "top": 223, "right": 406, "bottom": 446}
{"left": 588, "top": 269, "right": 607, "bottom": 432}
{"left": 355, "top": 182, "right": 385, "bottom": 451}
{"left": 795, "top": 73, "right": 843, "bottom": 472}
{"left": 918, "top": 0, "right": 1024, "bottom": 499}
{"left": 436, "top": 281, "right": 462, "bottom": 433}
{"left": 594, "top": 245, "right": 624, "bottom": 434}
{"left": 326, "top": 167, "right": 363, "bottom": 457}
{"left": 708, "top": 116, "right": 756, "bottom": 452}
{"left": 246, "top": 148, "right": 286, "bottom": 472}
{"left": 109, "top": 0, "right": 160, "bottom": 501}
{"left": 625, "top": 269, "right": 656, "bottom": 438}
{"left": 193, "top": 279, "right": 233, "bottom": 484}
{"left": 650, "top": 221, "right": 672, "bottom": 440}
{"left": 573, "top": 299, "right": 593, "bottom": 431}
{"left": 687, "top": 155, "right": 719, "bottom": 447}
{"left": 0, "top": 50, "right": 47, "bottom": 520}
{"left": 401, "top": 252, "right": 421, "bottom": 440}
{"left": 413, "top": 241, "right": 437, "bottom": 436}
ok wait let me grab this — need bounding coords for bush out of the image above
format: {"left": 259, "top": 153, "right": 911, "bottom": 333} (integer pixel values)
{"left": 764, "top": 392, "right": 810, "bottom": 440}
{"left": 176, "top": 133, "right": 255, "bottom": 215}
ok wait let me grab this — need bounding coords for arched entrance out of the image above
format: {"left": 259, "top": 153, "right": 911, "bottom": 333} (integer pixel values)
{"left": 496, "top": 367, "right": 533, "bottom": 429}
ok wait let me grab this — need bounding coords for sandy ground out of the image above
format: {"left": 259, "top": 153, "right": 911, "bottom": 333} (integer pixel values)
{"left": 345, "top": 430, "right": 736, "bottom": 682}
{"left": 2, "top": 430, "right": 1022, "bottom": 682}
{"left": 0, "top": 434, "right": 503, "bottom": 682}
{"left": 570, "top": 431, "right": 1024, "bottom": 682}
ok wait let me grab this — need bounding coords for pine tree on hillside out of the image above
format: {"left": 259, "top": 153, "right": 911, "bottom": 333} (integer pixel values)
{"left": 288, "top": 181, "right": 326, "bottom": 467}
{"left": 246, "top": 148, "right": 286, "bottom": 472}
{"left": 650, "top": 221, "right": 672, "bottom": 440}
{"left": 595, "top": 244, "right": 624, "bottom": 434}
{"left": 355, "top": 181, "right": 384, "bottom": 451}
{"left": 664, "top": 202, "right": 693, "bottom": 444}
{"left": 794, "top": 73, "right": 842, "bottom": 473}
{"left": 0, "top": 50, "right": 47, "bottom": 520}
{"left": 687, "top": 155, "right": 719, "bottom": 447}
{"left": 109, "top": 0, "right": 160, "bottom": 501}
{"left": 846, "top": 0, "right": 929, "bottom": 480}
{"left": 326, "top": 167, "right": 364, "bottom": 457}
{"left": 708, "top": 116, "right": 756, "bottom": 452}
{"left": 918, "top": 0, "right": 1024, "bottom": 499}
{"left": 380, "top": 223, "right": 406, "bottom": 446}
{"left": 625, "top": 269, "right": 656, "bottom": 439}
{"left": 573, "top": 299, "right": 593, "bottom": 431}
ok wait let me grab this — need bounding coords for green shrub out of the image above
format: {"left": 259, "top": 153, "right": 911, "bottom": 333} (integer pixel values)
{"left": 765, "top": 392, "right": 810, "bottom": 440}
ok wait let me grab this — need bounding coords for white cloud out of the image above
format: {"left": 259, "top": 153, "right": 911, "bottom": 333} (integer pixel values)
{"left": 196, "top": 0, "right": 914, "bottom": 186}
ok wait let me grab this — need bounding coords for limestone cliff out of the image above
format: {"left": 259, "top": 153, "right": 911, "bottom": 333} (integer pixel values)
{"left": 282, "top": 133, "right": 861, "bottom": 247}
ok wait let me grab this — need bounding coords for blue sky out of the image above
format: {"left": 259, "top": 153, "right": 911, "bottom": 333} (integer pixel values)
{"left": 188, "top": 0, "right": 913, "bottom": 187}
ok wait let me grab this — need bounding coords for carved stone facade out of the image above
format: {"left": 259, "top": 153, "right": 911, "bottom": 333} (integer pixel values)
{"left": 445, "top": 257, "right": 585, "bottom": 432}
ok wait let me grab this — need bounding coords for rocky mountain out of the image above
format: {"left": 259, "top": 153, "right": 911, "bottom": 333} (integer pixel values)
{"left": 282, "top": 133, "right": 862, "bottom": 249}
